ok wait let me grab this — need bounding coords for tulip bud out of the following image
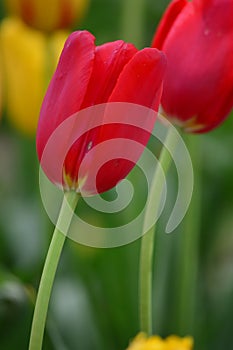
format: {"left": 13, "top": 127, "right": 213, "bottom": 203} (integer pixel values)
{"left": 4, "top": 0, "right": 89, "bottom": 32}
{"left": 37, "top": 31, "right": 166, "bottom": 195}
{"left": 152, "top": 0, "right": 233, "bottom": 133}
{"left": 1, "top": 17, "right": 68, "bottom": 135}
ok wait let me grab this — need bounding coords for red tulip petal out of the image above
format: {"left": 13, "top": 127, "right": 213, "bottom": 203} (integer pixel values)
{"left": 94, "top": 124, "right": 148, "bottom": 194}
{"left": 37, "top": 30, "right": 95, "bottom": 160}
{"left": 84, "top": 48, "right": 166, "bottom": 194}
{"left": 152, "top": 0, "right": 188, "bottom": 49}
{"left": 107, "top": 48, "right": 167, "bottom": 152}
{"left": 81, "top": 40, "right": 137, "bottom": 108}
{"left": 109, "top": 47, "right": 166, "bottom": 110}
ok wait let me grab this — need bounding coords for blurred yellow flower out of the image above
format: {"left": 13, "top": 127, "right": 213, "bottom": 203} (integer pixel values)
{"left": 4, "top": 0, "right": 89, "bottom": 32}
{"left": 126, "top": 333, "right": 194, "bottom": 350}
{"left": 0, "top": 17, "right": 68, "bottom": 136}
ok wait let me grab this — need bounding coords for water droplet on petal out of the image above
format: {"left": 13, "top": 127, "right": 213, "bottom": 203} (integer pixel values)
{"left": 87, "top": 141, "right": 93, "bottom": 151}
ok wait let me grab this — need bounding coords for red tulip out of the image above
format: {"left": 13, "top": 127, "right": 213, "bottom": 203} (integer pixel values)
{"left": 152, "top": 0, "right": 233, "bottom": 133}
{"left": 37, "top": 31, "right": 166, "bottom": 195}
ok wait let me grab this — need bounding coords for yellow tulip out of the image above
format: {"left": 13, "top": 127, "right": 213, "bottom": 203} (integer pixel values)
{"left": 0, "top": 17, "right": 68, "bottom": 136}
{"left": 127, "top": 333, "right": 194, "bottom": 350}
{"left": 4, "top": 0, "right": 89, "bottom": 32}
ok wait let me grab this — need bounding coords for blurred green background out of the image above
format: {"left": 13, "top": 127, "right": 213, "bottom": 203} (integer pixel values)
{"left": 1, "top": 0, "right": 233, "bottom": 349}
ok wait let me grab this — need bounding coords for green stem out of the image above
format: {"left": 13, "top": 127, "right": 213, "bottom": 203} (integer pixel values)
{"left": 121, "top": 0, "right": 145, "bottom": 48}
{"left": 139, "top": 126, "right": 179, "bottom": 335}
{"left": 29, "top": 191, "right": 80, "bottom": 350}
{"left": 176, "top": 135, "right": 202, "bottom": 334}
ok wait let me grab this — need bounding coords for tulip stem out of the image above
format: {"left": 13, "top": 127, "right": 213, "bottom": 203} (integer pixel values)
{"left": 139, "top": 125, "right": 178, "bottom": 335}
{"left": 175, "top": 135, "right": 202, "bottom": 334}
{"left": 29, "top": 190, "right": 80, "bottom": 350}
